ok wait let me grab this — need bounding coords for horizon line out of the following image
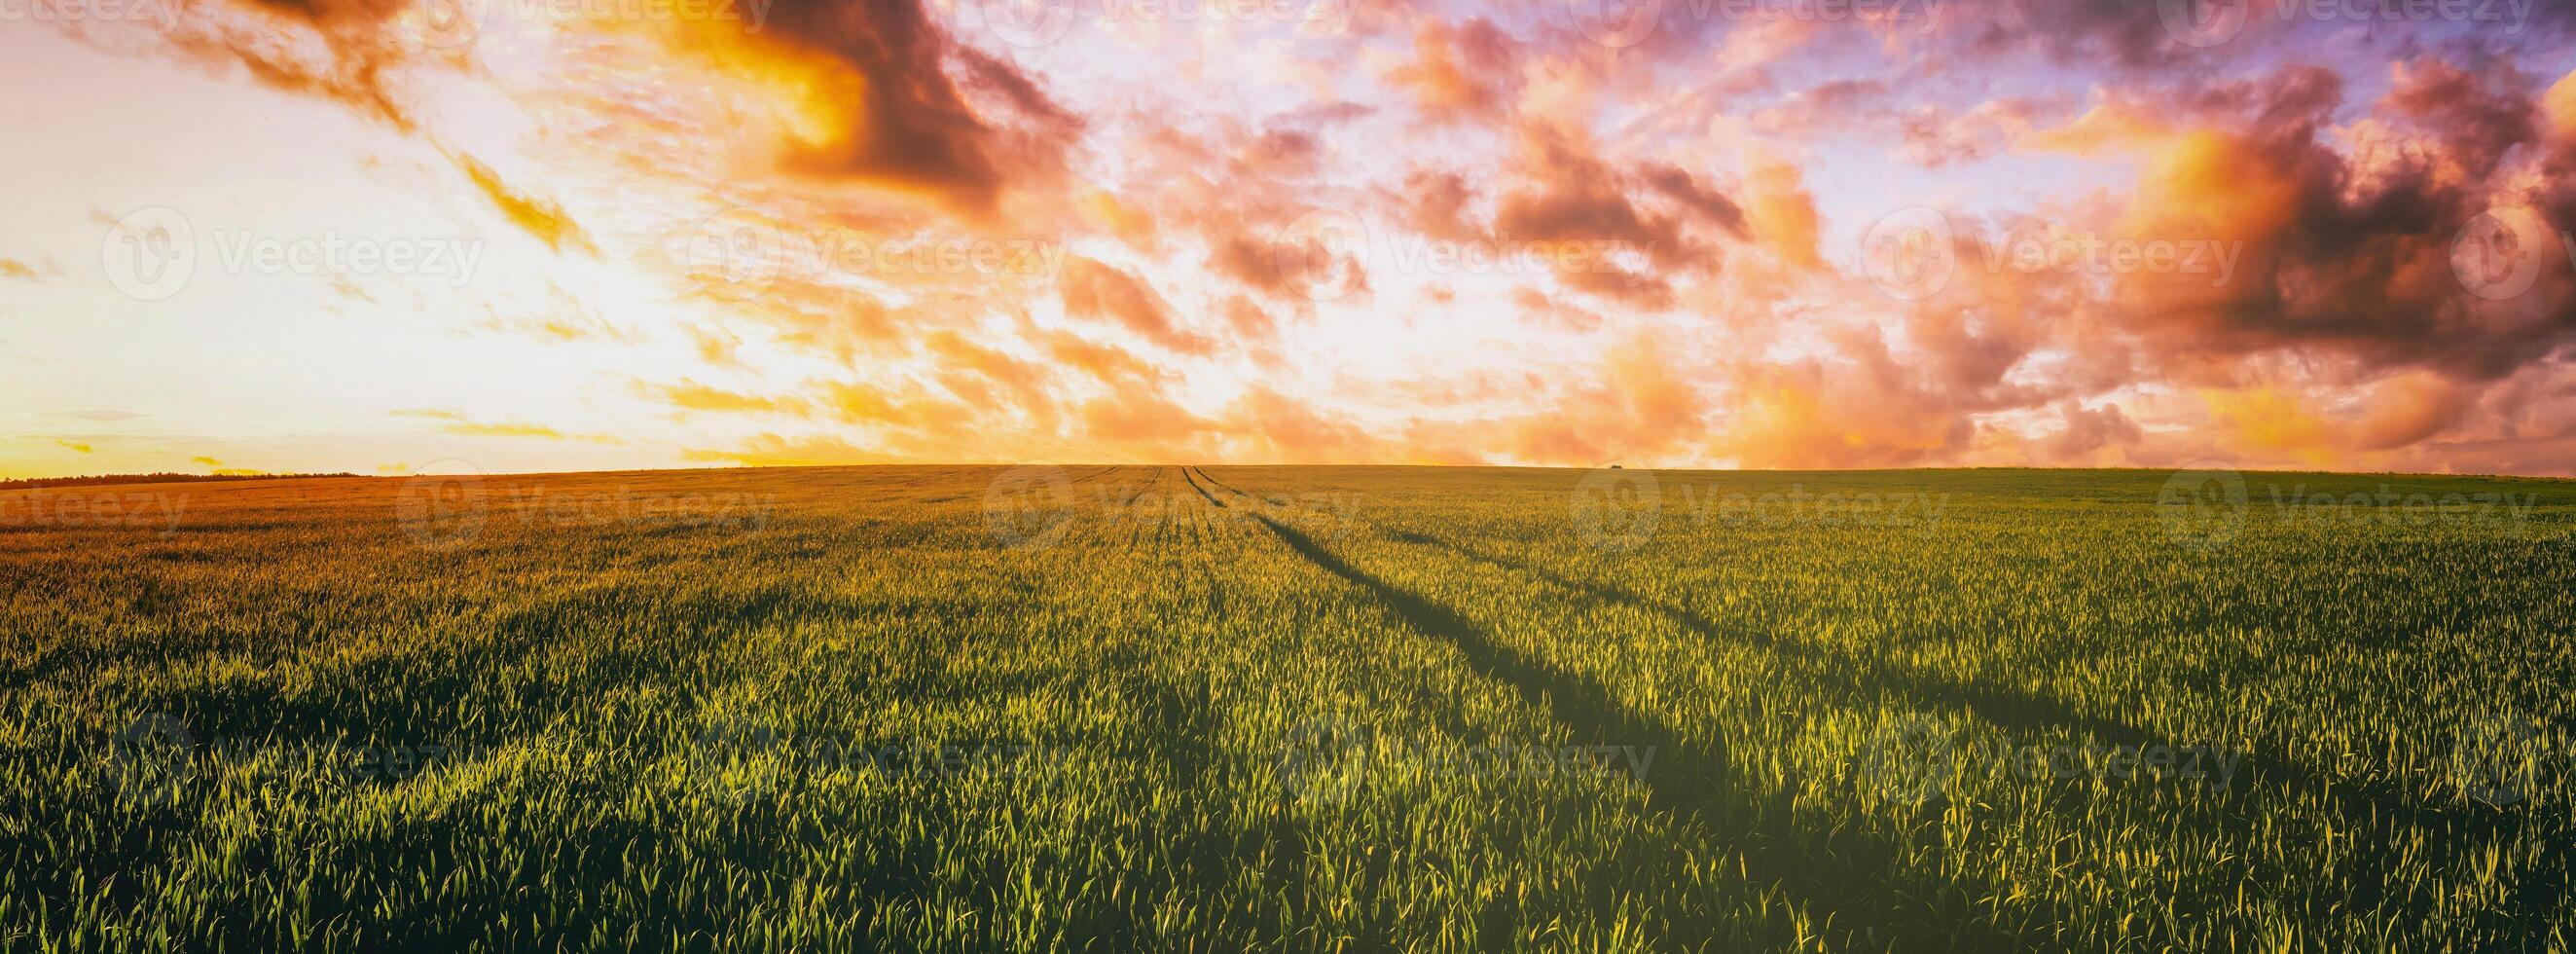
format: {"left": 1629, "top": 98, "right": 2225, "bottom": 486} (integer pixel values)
{"left": 7, "top": 461, "right": 2575, "bottom": 490}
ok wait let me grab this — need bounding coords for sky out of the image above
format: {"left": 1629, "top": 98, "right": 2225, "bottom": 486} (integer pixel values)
{"left": 6, "top": 0, "right": 2576, "bottom": 477}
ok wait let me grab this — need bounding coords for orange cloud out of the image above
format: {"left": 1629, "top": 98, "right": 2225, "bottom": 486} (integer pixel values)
{"left": 1040, "top": 329, "right": 1169, "bottom": 386}
{"left": 665, "top": 0, "right": 1078, "bottom": 216}
{"left": 1742, "top": 161, "right": 1821, "bottom": 271}
{"left": 452, "top": 154, "right": 594, "bottom": 254}
{"left": 1079, "top": 389, "right": 1208, "bottom": 446}
{"left": 1382, "top": 18, "right": 1515, "bottom": 123}
{"left": 647, "top": 381, "right": 800, "bottom": 416}
{"left": 394, "top": 409, "right": 626, "bottom": 443}
{"left": 1057, "top": 256, "right": 1214, "bottom": 355}
{"left": 2546, "top": 68, "right": 2576, "bottom": 141}
{"left": 1219, "top": 385, "right": 1381, "bottom": 464}
{"left": 2018, "top": 101, "right": 2178, "bottom": 156}
{"left": 2202, "top": 386, "right": 2333, "bottom": 464}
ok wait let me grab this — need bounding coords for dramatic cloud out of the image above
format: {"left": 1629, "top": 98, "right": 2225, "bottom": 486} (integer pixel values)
{"left": 1058, "top": 256, "right": 1215, "bottom": 355}
{"left": 14, "top": 0, "right": 2576, "bottom": 477}
{"left": 668, "top": 0, "right": 1080, "bottom": 213}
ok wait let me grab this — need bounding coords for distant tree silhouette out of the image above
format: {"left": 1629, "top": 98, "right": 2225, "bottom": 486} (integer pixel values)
{"left": 0, "top": 472, "right": 358, "bottom": 491}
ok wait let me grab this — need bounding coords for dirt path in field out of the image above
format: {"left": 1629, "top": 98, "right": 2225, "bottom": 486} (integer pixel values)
{"left": 1178, "top": 466, "right": 1227, "bottom": 510}
{"left": 1153, "top": 466, "right": 1343, "bottom": 921}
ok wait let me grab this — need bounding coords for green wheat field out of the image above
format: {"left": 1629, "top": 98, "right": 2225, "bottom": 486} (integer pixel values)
{"left": 3, "top": 465, "right": 2570, "bottom": 951}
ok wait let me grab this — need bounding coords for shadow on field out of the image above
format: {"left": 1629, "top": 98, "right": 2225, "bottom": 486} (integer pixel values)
{"left": 1239, "top": 506, "right": 2072, "bottom": 951}
{"left": 1366, "top": 525, "right": 2567, "bottom": 929}
{"left": 1381, "top": 527, "right": 2177, "bottom": 750}
{"left": 1199, "top": 467, "right": 2566, "bottom": 946}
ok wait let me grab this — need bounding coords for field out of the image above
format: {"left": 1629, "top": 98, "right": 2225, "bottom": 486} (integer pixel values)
{"left": 3, "top": 464, "right": 2571, "bottom": 951}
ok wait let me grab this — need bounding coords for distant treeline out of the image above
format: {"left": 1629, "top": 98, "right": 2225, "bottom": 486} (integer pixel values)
{"left": 0, "top": 472, "right": 359, "bottom": 491}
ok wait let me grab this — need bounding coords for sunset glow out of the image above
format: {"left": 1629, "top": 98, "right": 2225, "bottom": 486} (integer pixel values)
{"left": 8, "top": 0, "right": 2576, "bottom": 476}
